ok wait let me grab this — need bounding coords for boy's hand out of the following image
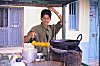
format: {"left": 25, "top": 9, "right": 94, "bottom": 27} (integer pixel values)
{"left": 48, "top": 7, "right": 56, "bottom": 12}
{"left": 28, "top": 31, "right": 36, "bottom": 38}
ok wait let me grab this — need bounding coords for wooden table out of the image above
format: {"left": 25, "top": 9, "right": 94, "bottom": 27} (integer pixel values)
{"left": 26, "top": 61, "right": 63, "bottom": 66}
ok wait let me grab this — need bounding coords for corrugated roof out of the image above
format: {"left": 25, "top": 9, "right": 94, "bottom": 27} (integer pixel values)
{"left": 0, "top": 0, "right": 76, "bottom": 7}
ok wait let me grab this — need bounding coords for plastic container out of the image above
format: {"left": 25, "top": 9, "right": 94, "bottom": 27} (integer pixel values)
{"left": 22, "top": 43, "right": 37, "bottom": 63}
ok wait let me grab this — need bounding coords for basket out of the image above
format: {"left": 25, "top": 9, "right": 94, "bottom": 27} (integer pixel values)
{"left": 50, "top": 49, "right": 82, "bottom": 66}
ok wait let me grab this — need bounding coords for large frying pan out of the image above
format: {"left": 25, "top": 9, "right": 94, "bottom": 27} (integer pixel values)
{"left": 50, "top": 34, "right": 82, "bottom": 50}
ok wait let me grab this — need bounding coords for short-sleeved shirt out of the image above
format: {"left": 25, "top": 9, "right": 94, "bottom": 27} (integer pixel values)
{"left": 27, "top": 21, "right": 62, "bottom": 55}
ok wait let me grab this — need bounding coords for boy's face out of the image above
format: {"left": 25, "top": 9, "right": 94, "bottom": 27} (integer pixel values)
{"left": 41, "top": 15, "right": 51, "bottom": 26}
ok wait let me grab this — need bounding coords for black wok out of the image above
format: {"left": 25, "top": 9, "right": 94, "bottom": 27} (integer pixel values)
{"left": 50, "top": 34, "right": 82, "bottom": 50}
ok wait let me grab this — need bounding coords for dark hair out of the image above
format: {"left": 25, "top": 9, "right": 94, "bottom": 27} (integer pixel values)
{"left": 41, "top": 9, "right": 51, "bottom": 19}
